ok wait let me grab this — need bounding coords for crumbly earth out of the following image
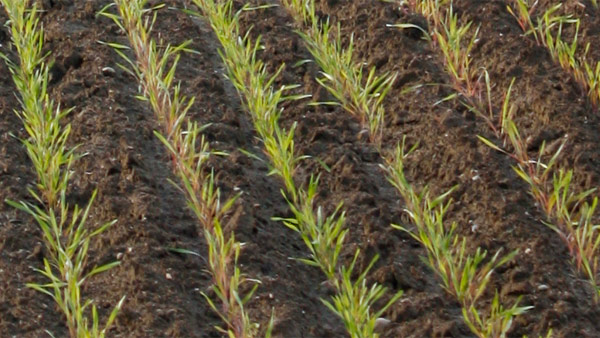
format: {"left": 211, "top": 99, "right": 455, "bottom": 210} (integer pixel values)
{"left": 1, "top": 0, "right": 600, "bottom": 337}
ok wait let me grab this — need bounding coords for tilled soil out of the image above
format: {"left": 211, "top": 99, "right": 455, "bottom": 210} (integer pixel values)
{"left": 1, "top": 0, "right": 600, "bottom": 337}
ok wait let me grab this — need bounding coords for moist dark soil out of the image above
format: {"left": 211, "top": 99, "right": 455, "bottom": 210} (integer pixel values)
{"left": 1, "top": 0, "right": 600, "bottom": 337}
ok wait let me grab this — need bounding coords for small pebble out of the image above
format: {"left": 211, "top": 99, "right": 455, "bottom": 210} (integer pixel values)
{"left": 166, "top": 273, "right": 173, "bottom": 280}
{"left": 374, "top": 317, "right": 391, "bottom": 331}
{"left": 101, "top": 66, "right": 116, "bottom": 76}
{"left": 538, "top": 284, "right": 549, "bottom": 291}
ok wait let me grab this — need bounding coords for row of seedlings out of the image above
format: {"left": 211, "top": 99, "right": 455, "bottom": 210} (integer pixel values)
{"left": 187, "top": 0, "right": 402, "bottom": 336}
{"left": 281, "top": 0, "right": 531, "bottom": 337}
{"left": 388, "top": 0, "right": 480, "bottom": 103}
{"left": 282, "top": 0, "right": 397, "bottom": 145}
{"left": 480, "top": 0, "right": 600, "bottom": 302}
{"left": 508, "top": 0, "right": 600, "bottom": 108}
{"left": 394, "top": 0, "right": 600, "bottom": 301}
{"left": 0, "top": 0, "right": 124, "bottom": 336}
{"left": 99, "top": 0, "right": 263, "bottom": 336}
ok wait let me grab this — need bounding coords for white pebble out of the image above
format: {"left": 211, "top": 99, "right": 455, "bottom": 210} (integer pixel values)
{"left": 375, "top": 317, "right": 391, "bottom": 331}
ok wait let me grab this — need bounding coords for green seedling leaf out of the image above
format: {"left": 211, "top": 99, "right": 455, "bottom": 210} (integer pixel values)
{"left": 85, "top": 261, "right": 121, "bottom": 280}
{"left": 477, "top": 135, "right": 506, "bottom": 154}
{"left": 167, "top": 247, "right": 203, "bottom": 257}
{"left": 308, "top": 101, "right": 342, "bottom": 106}
{"left": 387, "top": 23, "right": 432, "bottom": 41}
{"left": 293, "top": 59, "right": 313, "bottom": 67}
{"left": 434, "top": 92, "right": 458, "bottom": 106}
{"left": 314, "top": 157, "right": 332, "bottom": 173}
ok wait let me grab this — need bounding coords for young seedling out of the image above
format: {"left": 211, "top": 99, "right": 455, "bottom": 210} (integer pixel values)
{"left": 1, "top": 0, "right": 123, "bottom": 336}
{"left": 280, "top": 1, "right": 528, "bottom": 335}
{"left": 282, "top": 0, "right": 397, "bottom": 146}
{"left": 400, "top": 3, "right": 600, "bottom": 283}
{"left": 99, "top": 1, "right": 261, "bottom": 336}
{"left": 508, "top": 0, "right": 600, "bottom": 107}
{"left": 400, "top": 0, "right": 450, "bottom": 28}
{"left": 462, "top": 74, "right": 515, "bottom": 145}
{"left": 434, "top": 5, "right": 481, "bottom": 97}
{"left": 382, "top": 139, "right": 531, "bottom": 338}
{"left": 507, "top": 0, "right": 540, "bottom": 43}
{"left": 407, "top": 0, "right": 600, "bottom": 304}
{"left": 581, "top": 51, "right": 600, "bottom": 108}
{"left": 389, "top": 1, "right": 484, "bottom": 110}
{"left": 479, "top": 81, "right": 600, "bottom": 299}
{"left": 187, "top": 1, "right": 402, "bottom": 337}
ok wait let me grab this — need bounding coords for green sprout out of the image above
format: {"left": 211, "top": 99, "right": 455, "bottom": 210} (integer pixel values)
{"left": 479, "top": 80, "right": 600, "bottom": 300}
{"left": 282, "top": 0, "right": 397, "bottom": 146}
{"left": 434, "top": 5, "right": 480, "bottom": 97}
{"left": 99, "top": 0, "right": 261, "bottom": 336}
{"left": 281, "top": 1, "right": 528, "bottom": 335}
{"left": 389, "top": 2, "right": 483, "bottom": 107}
{"left": 383, "top": 139, "right": 531, "bottom": 338}
{"left": 508, "top": 0, "right": 600, "bottom": 107}
{"left": 1, "top": 0, "right": 123, "bottom": 336}
{"left": 186, "top": 0, "right": 403, "bottom": 337}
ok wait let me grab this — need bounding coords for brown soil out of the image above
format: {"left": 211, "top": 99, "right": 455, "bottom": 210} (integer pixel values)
{"left": 1, "top": 0, "right": 600, "bottom": 337}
